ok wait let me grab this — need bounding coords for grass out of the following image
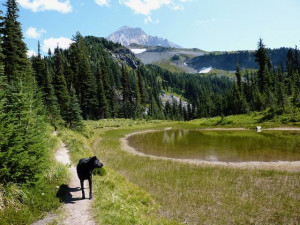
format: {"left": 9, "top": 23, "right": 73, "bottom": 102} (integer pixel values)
{"left": 187, "top": 110, "right": 300, "bottom": 128}
{"left": 155, "top": 60, "right": 187, "bottom": 73}
{"left": 42, "top": 113, "right": 300, "bottom": 224}
{"left": 60, "top": 120, "right": 179, "bottom": 224}
{"left": 84, "top": 117, "right": 300, "bottom": 224}
{"left": 0, "top": 128, "right": 70, "bottom": 225}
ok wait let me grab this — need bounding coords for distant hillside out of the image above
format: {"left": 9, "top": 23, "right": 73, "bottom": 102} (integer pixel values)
{"left": 107, "top": 26, "right": 181, "bottom": 48}
{"left": 187, "top": 48, "right": 295, "bottom": 71}
{"left": 84, "top": 36, "right": 142, "bottom": 69}
{"left": 128, "top": 45, "right": 205, "bottom": 73}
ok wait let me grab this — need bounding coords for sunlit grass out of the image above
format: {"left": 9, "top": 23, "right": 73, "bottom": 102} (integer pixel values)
{"left": 87, "top": 118, "right": 300, "bottom": 224}
{"left": 59, "top": 116, "right": 300, "bottom": 224}
{"left": 188, "top": 110, "right": 300, "bottom": 128}
{"left": 61, "top": 120, "right": 179, "bottom": 224}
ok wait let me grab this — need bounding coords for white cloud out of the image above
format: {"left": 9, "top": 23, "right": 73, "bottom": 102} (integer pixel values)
{"left": 119, "top": 0, "right": 171, "bottom": 15}
{"left": 171, "top": 3, "right": 184, "bottom": 11}
{"left": 17, "top": 0, "right": 72, "bottom": 13}
{"left": 144, "top": 16, "right": 159, "bottom": 24}
{"left": 95, "top": 0, "right": 110, "bottom": 7}
{"left": 119, "top": 0, "right": 192, "bottom": 23}
{"left": 25, "top": 27, "right": 46, "bottom": 39}
{"left": 42, "top": 37, "right": 74, "bottom": 53}
{"left": 27, "top": 49, "right": 37, "bottom": 57}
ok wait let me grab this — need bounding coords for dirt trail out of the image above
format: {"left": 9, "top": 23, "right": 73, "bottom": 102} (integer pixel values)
{"left": 55, "top": 142, "right": 96, "bottom": 225}
{"left": 32, "top": 132, "right": 96, "bottom": 225}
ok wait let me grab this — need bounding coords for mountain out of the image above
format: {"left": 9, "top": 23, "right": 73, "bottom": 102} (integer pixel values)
{"left": 186, "top": 48, "right": 294, "bottom": 71}
{"left": 107, "top": 26, "right": 181, "bottom": 48}
{"left": 130, "top": 45, "right": 206, "bottom": 73}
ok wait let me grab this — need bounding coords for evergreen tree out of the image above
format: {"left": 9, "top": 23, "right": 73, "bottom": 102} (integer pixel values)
{"left": 72, "top": 33, "right": 98, "bottom": 119}
{"left": 137, "top": 68, "right": 146, "bottom": 103}
{"left": 0, "top": 78, "right": 49, "bottom": 183}
{"left": 121, "top": 65, "right": 131, "bottom": 118}
{"left": 254, "top": 38, "right": 271, "bottom": 92}
{"left": 66, "top": 85, "right": 83, "bottom": 129}
{"left": 99, "top": 56, "right": 110, "bottom": 98}
{"left": 32, "top": 41, "right": 46, "bottom": 90}
{"left": 235, "top": 63, "right": 242, "bottom": 91}
{"left": 53, "top": 47, "right": 70, "bottom": 121}
{"left": 109, "top": 86, "right": 118, "bottom": 118}
{"left": 135, "top": 79, "right": 142, "bottom": 118}
{"left": 43, "top": 62, "right": 62, "bottom": 129}
{"left": 2, "top": 0, "right": 28, "bottom": 82}
{"left": 97, "top": 73, "right": 110, "bottom": 118}
{"left": 164, "top": 100, "right": 172, "bottom": 120}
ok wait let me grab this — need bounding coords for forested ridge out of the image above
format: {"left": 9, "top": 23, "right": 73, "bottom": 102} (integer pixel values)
{"left": 0, "top": 1, "right": 300, "bottom": 222}
{"left": 29, "top": 36, "right": 300, "bottom": 123}
{"left": 187, "top": 47, "right": 298, "bottom": 71}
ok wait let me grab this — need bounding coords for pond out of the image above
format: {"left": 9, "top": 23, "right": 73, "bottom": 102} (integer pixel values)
{"left": 127, "top": 129, "right": 300, "bottom": 162}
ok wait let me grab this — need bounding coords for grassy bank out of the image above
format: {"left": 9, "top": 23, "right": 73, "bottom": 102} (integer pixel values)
{"left": 0, "top": 128, "right": 70, "bottom": 225}
{"left": 58, "top": 113, "right": 300, "bottom": 224}
{"left": 86, "top": 117, "right": 299, "bottom": 224}
{"left": 59, "top": 122, "right": 179, "bottom": 224}
{"left": 187, "top": 110, "right": 300, "bottom": 128}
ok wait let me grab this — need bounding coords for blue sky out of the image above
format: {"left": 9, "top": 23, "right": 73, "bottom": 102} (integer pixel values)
{"left": 1, "top": 0, "right": 299, "bottom": 55}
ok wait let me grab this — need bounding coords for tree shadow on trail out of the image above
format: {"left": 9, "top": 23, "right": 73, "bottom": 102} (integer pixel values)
{"left": 56, "top": 184, "right": 85, "bottom": 204}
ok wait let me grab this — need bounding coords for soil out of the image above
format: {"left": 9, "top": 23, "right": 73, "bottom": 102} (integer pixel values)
{"left": 55, "top": 142, "right": 96, "bottom": 225}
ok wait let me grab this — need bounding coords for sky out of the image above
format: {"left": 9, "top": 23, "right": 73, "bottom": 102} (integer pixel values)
{"left": 1, "top": 0, "right": 300, "bottom": 56}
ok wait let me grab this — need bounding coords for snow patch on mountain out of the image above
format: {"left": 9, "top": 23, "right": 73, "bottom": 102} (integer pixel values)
{"left": 130, "top": 48, "right": 147, "bottom": 54}
{"left": 199, "top": 67, "right": 213, "bottom": 73}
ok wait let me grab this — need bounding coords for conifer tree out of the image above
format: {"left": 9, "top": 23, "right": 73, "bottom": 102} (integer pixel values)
{"left": 73, "top": 33, "right": 98, "bottom": 119}
{"left": 121, "top": 64, "right": 131, "bottom": 118}
{"left": 66, "top": 85, "right": 83, "bottom": 129}
{"left": 99, "top": 56, "right": 110, "bottom": 98}
{"left": 275, "top": 77, "right": 287, "bottom": 111}
{"left": 97, "top": 72, "right": 110, "bottom": 118}
{"left": 2, "top": 0, "right": 28, "bottom": 82}
{"left": 137, "top": 68, "right": 146, "bottom": 103}
{"left": 32, "top": 41, "right": 46, "bottom": 90}
{"left": 0, "top": 1, "right": 51, "bottom": 183}
{"left": 235, "top": 63, "right": 242, "bottom": 91}
{"left": 109, "top": 86, "right": 118, "bottom": 118}
{"left": 254, "top": 38, "right": 271, "bottom": 92}
{"left": 0, "top": 77, "right": 49, "bottom": 183}
{"left": 43, "top": 62, "right": 62, "bottom": 128}
{"left": 135, "top": 79, "right": 142, "bottom": 118}
{"left": 164, "top": 100, "right": 172, "bottom": 120}
{"left": 53, "top": 47, "right": 70, "bottom": 121}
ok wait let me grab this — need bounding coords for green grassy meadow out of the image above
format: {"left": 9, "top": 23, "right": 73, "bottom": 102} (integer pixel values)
{"left": 61, "top": 115, "right": 300, "bottom": 224}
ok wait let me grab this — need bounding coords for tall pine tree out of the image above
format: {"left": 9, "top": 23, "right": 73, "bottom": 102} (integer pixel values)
{"left": 53, "top": 47, "right": 70, "bottom": 121}
{"left": 2, "top": 0, "right": 28, "bottom": 82}
{"left": 254, "top": 38, "right": 271, "bottom": 92}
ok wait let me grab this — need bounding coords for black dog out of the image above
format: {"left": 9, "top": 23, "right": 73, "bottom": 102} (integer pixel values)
{"left": 76, "top": 156, "right": 103, "bottom": 199}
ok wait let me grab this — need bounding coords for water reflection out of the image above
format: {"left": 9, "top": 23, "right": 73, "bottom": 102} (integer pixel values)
{"left": 162, "top": 129, "right": 189, "bottom": 145}
{"left": 127, "top": 129, "right": 300, "bottom": 162}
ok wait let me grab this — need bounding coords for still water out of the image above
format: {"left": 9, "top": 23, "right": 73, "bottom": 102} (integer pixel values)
{"left": 127, "top": 129, "right": 300, "bottom": 162}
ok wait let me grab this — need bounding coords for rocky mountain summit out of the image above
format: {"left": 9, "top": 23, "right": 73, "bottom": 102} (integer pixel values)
{"left": 107, "top": 26, "right": 181, "bottom": 48}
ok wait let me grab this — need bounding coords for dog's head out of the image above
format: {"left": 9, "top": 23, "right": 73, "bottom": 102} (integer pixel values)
{"left": 89, "top": 156, "right": 103, "bottom": 169}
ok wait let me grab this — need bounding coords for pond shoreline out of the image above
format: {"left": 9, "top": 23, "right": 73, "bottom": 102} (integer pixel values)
{"left": 121, "top": 128, "right": 300, "bottom": 172}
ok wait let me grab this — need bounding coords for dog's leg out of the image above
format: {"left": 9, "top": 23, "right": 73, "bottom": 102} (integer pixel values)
{"left": 88, "top": 177, "right": 92, "bottom": 199}
{"left": 80, "top": 179, "right": 85, "bottom": 199}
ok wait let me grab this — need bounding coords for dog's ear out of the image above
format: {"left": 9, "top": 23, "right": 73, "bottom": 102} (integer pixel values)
{"left": 89, "top": 156, "right": 97, "bottom": 162}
